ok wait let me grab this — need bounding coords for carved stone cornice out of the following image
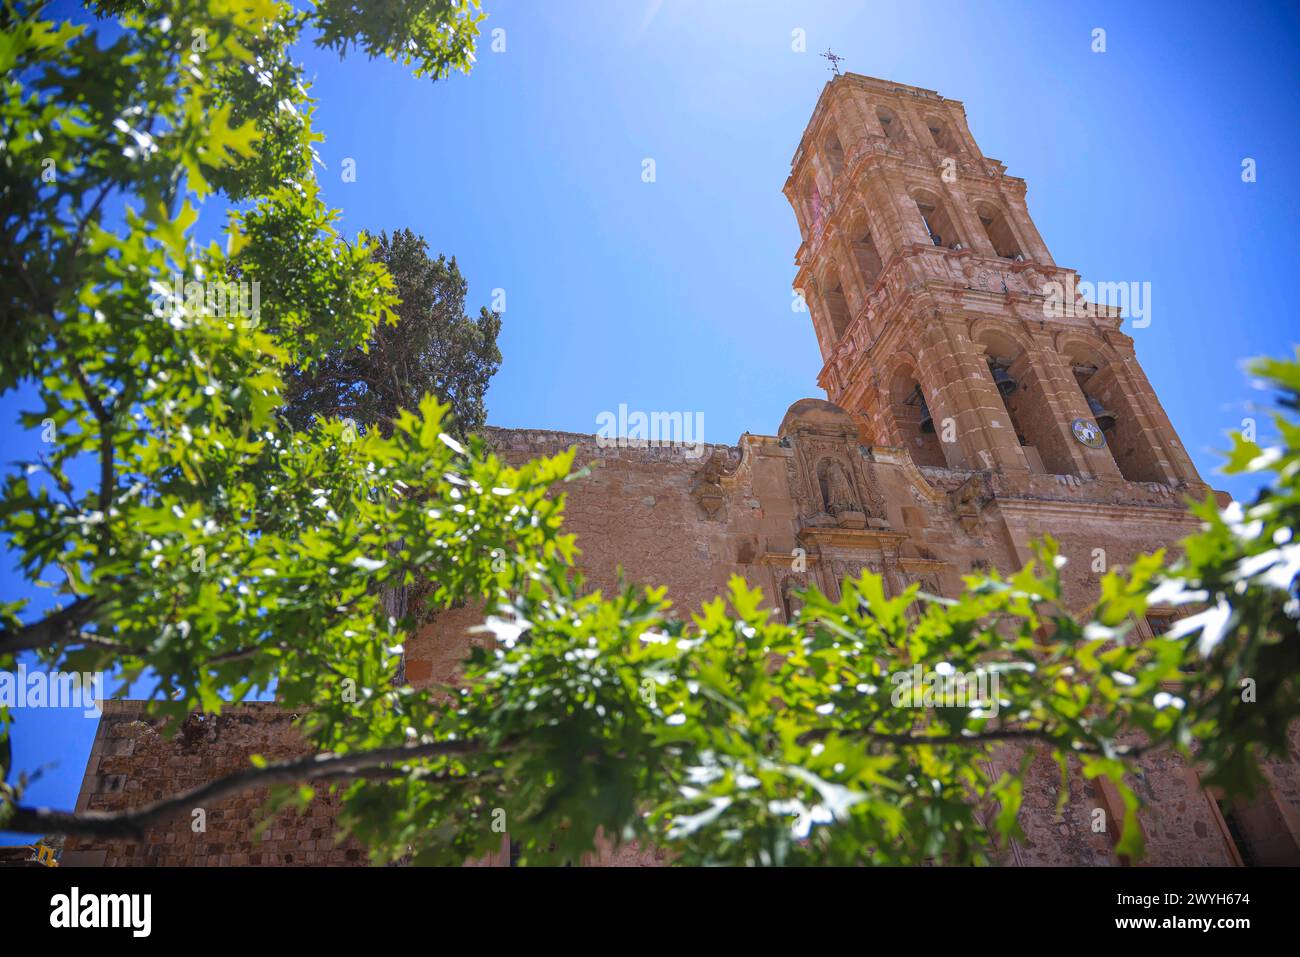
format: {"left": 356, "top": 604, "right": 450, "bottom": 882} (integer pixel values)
{"left": 756, "top": 550, "right": 823, "bottom": 567}
{"left": 900, "top": 557, "right": 948, "bottom": 573}
{"left": 797, "top": 526, "right": 909, "bottom": 550}
{"left": 989, "top": 496, "right": 1202, "bottom": 527}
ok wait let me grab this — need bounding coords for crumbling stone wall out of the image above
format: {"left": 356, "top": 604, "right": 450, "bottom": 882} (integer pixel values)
{"left": 61, "top": 701, "right": 368, "bottom": 867}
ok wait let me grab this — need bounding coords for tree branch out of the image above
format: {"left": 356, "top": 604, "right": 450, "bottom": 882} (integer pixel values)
{"left": 68, "top": 357, "right": 115, "bottom": 524}
{"left": 804, "top": 725, "right": 1149, "bottom": 756}
{"left": 0, "top": 597, "right": 102, "bottom": 657}
{"left": 3, "top": 738, "right": 491, "bottom": 840}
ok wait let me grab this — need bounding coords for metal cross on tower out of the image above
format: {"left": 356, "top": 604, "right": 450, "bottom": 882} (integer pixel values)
{"left": 821, "top": 48, "right": 845, "bottom": 75}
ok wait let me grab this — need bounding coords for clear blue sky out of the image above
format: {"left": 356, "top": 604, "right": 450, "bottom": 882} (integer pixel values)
{"left": 4, "top": 0, "right": 1297, "bottom": 838}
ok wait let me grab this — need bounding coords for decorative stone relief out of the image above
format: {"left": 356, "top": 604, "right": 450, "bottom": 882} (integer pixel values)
{"left": 780, "top": 399, "right": 892, "bottom": 535}
{"left": 947, "top": 473, "right": 994, "bottom": 534}
{"left": 690, "top": 448, "right": 739, "bottom": 520}
{"left": 828, "top": 558, "right": 884, "bottom": 599}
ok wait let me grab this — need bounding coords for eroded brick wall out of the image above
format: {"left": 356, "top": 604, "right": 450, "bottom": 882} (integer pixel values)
{"left": 62, "top": 701, "right": 368, "bottom": 867}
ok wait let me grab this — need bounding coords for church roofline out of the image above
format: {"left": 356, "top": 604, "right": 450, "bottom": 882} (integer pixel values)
{"left": 785, "top": 71, "right": 961, "bottom": 167}
{"left": 481, "top": 424, "right": 753, "bottom": 461}
{"left": 790, "top": 71, "right": 960, "bottom": 169}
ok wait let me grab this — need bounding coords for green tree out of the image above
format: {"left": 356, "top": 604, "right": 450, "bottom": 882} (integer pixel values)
{"left": 1, "top": 0, "right": 1296, "bottom": 867}
{"left": 0, "top": 0, "right": 512, "bottom": 836}
{"left": 280, "top": 228, "right": 501, "bottom": 439}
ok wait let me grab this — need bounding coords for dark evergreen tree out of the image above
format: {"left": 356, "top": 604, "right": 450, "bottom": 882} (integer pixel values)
{"left": 282, "top": 228, "right": 501, "bottom": 438}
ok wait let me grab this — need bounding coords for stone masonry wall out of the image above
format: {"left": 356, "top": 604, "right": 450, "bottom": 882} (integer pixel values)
{"left": 61, "top": 701, "right": 368, "bottom": 867}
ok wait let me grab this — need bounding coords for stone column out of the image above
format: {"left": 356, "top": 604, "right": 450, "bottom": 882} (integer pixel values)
{"left": 1087, "top": 336, "right": 1203, "bottom": 487}
{"left": 828, "top": 94, "right": 870, "bottom": 158}
{"left": 831, "top": 232, "right": 868, "bottom": 317}
{"left": 948, "top": 105, "right": 983, "bottom": 161}
{"left": 896, "top": 104, "right": 932, "bottom": 149}
{"left": 866, "top": 169, "right": 928, "bottom": 253}
{"left": 802, "top": 282, "right": 834, "bottom": 364}
{"left": 1111, "top": 340, "right": 1203, "bottom": 486}
{"left": 917, "top": 316, "right": 1028, "bottom": 473}
{"left": 1005, "top": 189, "right": 1054, "bottom": 266}
{"left": 944, "top": 182, "right": 994, "bottom": 256}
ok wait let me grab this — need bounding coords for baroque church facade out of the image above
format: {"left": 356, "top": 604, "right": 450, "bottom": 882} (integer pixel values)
{"left": 63, "top": 74, "right": 1300, "bottom": 867}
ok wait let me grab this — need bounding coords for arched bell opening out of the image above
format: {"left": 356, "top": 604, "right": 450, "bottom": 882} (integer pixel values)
{"left": 848, "top": 213, "right": 885, "bottom": 296}
{"left": 823, "top": 129, "right": 845, "bottom": 179}
{"left": 925, "top": 115, "right": 960, "bottom": 154}
{"left": 887, "top": 368, "right": 948, "bottom": 469}
{"left": 1069, "top": 358, "right": 1163, "bottom": 483}
{"left": 977, "top": 332, "right": 1078, "bottom": 477}
{"left": 820, "top": 264, "right": 852, "bottom": 343}
{"left": 974, "top": 202, "right": 1025, "bottom": 261}
{"left": 876, "top": 107, "right": 902, "bottom": 144}
{"left": 913, "top": 189, "right": 966, "bottom": 251}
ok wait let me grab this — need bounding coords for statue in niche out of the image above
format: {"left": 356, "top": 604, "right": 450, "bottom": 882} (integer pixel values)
{"left": 780, "top": 576, "right": 806, "bottom": 624}
{"left": 818, "top": 458, "right": 865, "bottom": 527}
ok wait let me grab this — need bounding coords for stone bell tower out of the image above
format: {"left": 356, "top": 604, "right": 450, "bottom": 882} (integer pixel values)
{"left": 784, "top": 73, "right": 1202, "bottom": 489}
